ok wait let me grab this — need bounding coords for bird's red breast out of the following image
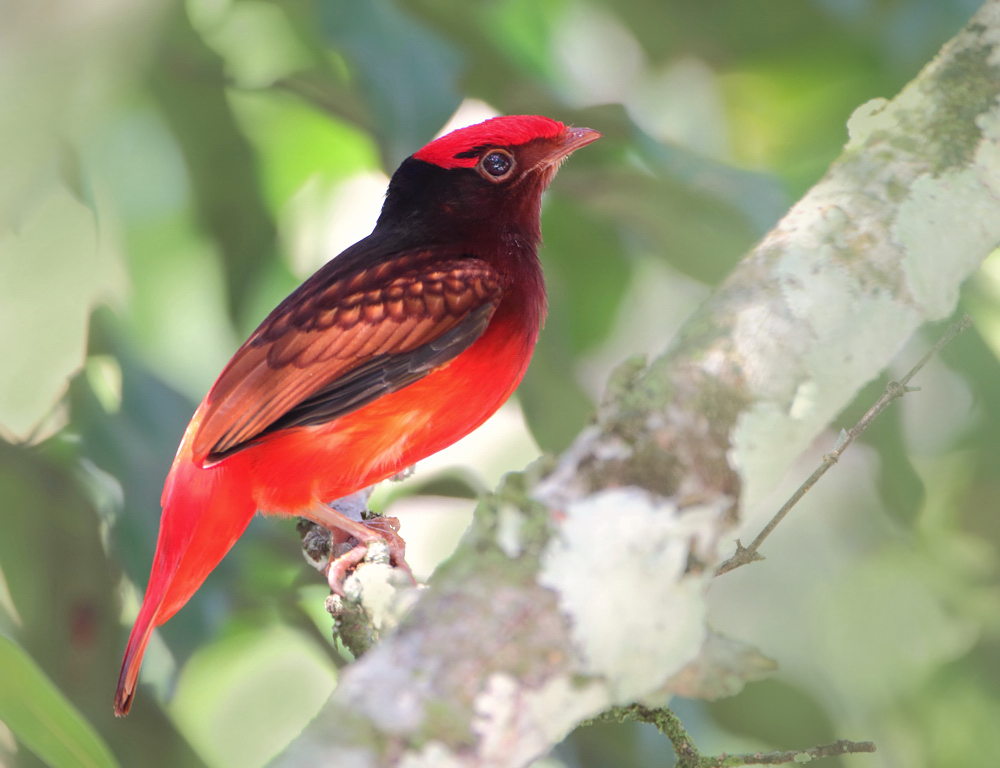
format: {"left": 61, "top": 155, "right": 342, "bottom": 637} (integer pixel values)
{"left": 114, "top": 115, "right": 600, "bottom": 716}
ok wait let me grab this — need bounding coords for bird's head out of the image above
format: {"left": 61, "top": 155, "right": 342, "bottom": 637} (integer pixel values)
{"left": 375, "top": 115, "right": 601, "bottom": 249}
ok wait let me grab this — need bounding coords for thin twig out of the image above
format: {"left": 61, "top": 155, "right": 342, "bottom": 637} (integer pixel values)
{"left": 716, "top": 314, "right": 972, "bottom": 577}
{"left": 718, "top": 739, "right": 877, "bottom": 766}
{"left": 592, "top": 705, "right": 875, "bottom": 767}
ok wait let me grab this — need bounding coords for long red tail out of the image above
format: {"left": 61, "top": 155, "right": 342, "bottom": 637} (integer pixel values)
{"left": 115, "top": 446, "right": 257, "bottom": 716}
{"left": 114, "top": 590, "right": 161, "bottom": 716}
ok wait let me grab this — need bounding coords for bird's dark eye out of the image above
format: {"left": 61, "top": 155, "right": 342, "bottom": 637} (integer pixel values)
{"left": 481, "top": 150, "right": 514, "bottom": 179}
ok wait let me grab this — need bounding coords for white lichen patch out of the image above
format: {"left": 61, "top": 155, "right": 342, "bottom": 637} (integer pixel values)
{"left": 472, "top": 673, "right": 609, "bottom": 768}
{"left": 398, "top": 741, "right": 466, "bottom": 768}
{"left": 496, "top": 503, "right": 526, "bottom": 559}
{"left": 842, "top": 85, "right": 928, "bottom": 151}
{"left": 788, "top": 380, "right": 818, "bottom": 420}
{"left": 342, "top": 561, "right": 418, "bottom": 633}
{"left": 538, "top": 488, "right": 715, "bottom": 701}
{"left": 845, "top": 98, "right": 890, "bottom": 148}
{"left": 896, "top": 109, "right": 1000, "bottom": 319}
{"left": 730, "top": 246, "right": 918, "bottom": 509}
{"left": 532, "top": 426, "right": 604, "bottom": 507}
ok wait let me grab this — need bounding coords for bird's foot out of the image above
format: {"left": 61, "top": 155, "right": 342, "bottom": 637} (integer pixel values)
{"left": 324, "top": 515, "right": 415, "bottom": 594}
{"left": 326, "top": 544, "right": 369, "bottom": 596}
{"left": 360, "top": 515, "right": 415, "bottom": 583}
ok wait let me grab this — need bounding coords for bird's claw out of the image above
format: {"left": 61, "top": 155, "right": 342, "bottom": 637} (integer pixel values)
{"left": 326, "top": 544, "right": 368, "bottom": 596}
{"left": 324, "top": 514, "right": 416, "bottom": 595}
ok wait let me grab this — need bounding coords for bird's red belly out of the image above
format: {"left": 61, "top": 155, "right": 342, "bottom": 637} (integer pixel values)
{"left": 234, "top": 307, "right": 537, "bottom": 513}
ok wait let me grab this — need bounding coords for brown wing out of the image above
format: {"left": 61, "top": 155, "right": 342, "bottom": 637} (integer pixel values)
{"left": 191, "top": 253, "right": 503, "bottom": 463}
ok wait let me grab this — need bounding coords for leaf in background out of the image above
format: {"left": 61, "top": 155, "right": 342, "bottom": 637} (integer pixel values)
{"left": 542, "top": 108, "right": 776, "bottom": 286}
{"left": 481, "top": 0, "right": 567, "bottom": 81}
{"left": 149, "top": 6, "right": 279, "bottom": 327}
{"left": 318, "top": 0, "right": 464, "bottom": 167}
{"left": 0, "top": 437, "right": 210, "bottom": 768}
{"left": 227, "top": 90, "right": 381, "bottom": 214}
{"left": 908, "top": 663, "right": 1000, "bottom": 768}
{"left": 569, "top": 164, "right": 760, "bottom": 286}
{"left": 634, "top": 131, "right": 789, "bottom": 237}
{"left": 719, "top": 50, "right": 879, "bottom": 195}
{"left": 169, "top": 624, "right": 337, "bottom": 768}
{"left": 191, "top": 0, "right": 314, "bottom": 90}
{"left": 0, "top": 0, "right": 169, "bottom": 228}
{"left": 0, "top": 635, "right": 120, "bottom": 768}
{"left": 0, "top": 187, "right": 100, "bottom": 441}
{"left": 942, "top": 296, "right": 1000, "bottom": 550}
{"left": 540, "top": 196, "right": 632, "bottom": 355}
{"left": 708, "top": 678, "right": 840, "bottom": 753}
{"left": 518, "top": 317, "right": 594, "bottom": 454}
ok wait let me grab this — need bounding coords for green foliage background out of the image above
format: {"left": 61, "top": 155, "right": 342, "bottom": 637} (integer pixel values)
{"left": 0, "top": 0, "right": 997, "bottom": 766}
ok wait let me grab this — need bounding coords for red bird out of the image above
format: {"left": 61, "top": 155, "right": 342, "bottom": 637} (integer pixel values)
{"left": 114, "top": 115, "right": 600, "bottom": 715}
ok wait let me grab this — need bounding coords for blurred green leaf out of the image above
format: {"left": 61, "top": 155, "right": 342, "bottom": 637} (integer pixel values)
{"left": 910, "top": 664, "right": 1000, "bottom": 768}
{"left": 228, "top": 90, "right": 381, "bottom": 214}
{"left": 634, "top": 131, "right": 788, "bottom": 236}
{"left": 572, "top": 164, "right": 759, "bottom": 285}
{"left": 0, "top": 635, "right": 120, "bottom": 768}
{"left": 481, "top": 0, "right": 567, "bottom": 81}
{"left": 0, "top": 433, "right": 211, "bottom": 768}
{"left": 170, "top": 624, "right": 337, "bottom": 768}
{"left": 0, "top": 187, "right": 100, "bottom": 441}
{"left": 194, "top": 1, "right": 314, "bottom": 90}
{"left": 318, "top": 0, "right": 464, "bottom": 166}
{"left": 540, "top": 196, "right": 631, "bottom": 355}
{"left": 149, "top": 7, "right": 279, "bottom": 326}
{"left": 709, "top": 678, "right": 839, "bottom": 756}
{"left": 720, "top": 50, "right": 880, "bottom": 195}
{"left": 518, "top": 320, "right": 594, "bottom": 453}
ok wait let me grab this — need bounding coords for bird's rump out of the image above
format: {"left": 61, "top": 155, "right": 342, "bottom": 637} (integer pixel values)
{"left": 191, "top": 252, "right": 503, "bottom": 463}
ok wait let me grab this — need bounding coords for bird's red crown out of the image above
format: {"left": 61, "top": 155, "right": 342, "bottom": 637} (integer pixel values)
{"left": 413, "top": 115, "right": 566, "bottom": 170}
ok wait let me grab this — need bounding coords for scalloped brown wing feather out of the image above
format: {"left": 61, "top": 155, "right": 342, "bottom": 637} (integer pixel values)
{"left": 191, "top": 252, "right": 503, "bottom": 463}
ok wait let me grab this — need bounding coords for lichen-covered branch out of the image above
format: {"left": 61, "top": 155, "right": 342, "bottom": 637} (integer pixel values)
{"left": 273, "top": 4, "right": 1000, "bottom": 766}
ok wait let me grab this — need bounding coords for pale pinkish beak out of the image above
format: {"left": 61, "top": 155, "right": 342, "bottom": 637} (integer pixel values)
{"left": 548, "top": 126, "right": 602, "bottom": 164}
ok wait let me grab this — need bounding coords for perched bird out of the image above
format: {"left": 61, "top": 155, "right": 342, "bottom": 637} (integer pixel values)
{"left": 114, "top": 115, "right": 600, "bottom": 715}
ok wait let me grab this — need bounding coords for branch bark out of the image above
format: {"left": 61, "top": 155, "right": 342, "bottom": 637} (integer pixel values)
{"left": 274, "top": 3, "right": 1000, "bottom": 766}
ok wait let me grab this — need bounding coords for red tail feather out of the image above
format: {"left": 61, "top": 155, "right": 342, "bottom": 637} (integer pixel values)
{"left": 115, "top": 436, "right": 258, "bottom": 715}
{"left": 114, "top": 597, "right": 159, "bottom": 716}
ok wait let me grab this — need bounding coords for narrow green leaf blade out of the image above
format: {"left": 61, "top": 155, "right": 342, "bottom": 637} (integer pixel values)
{"left": 0, "top": 635, "right": 120, "bottom": 768}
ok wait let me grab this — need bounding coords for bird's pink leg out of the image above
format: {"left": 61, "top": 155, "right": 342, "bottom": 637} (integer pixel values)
{"left": 300, "top": 502, "right": 414, "bottom": 593}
